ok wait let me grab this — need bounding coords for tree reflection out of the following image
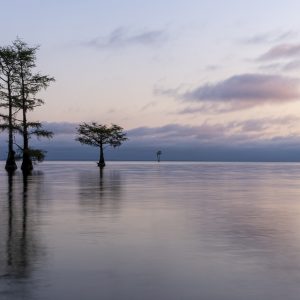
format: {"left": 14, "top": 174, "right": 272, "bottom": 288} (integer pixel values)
{"left": 78, "top": 168, "right": 123, "bottom": 213}
{"left": 0, "top": 172, "right": 45, "bottom": 298}
{"left": 6, "top": 172, "right": 14, "bottom": 270}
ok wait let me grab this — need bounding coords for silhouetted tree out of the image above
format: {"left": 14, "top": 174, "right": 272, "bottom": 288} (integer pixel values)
{"left": 156, "top": 150, "right": 162, "bottom": 162}
{"left": 76, "top": 122, "right": 128, "bottom": 168}
{"left": 0, "top": 45, "right": 18, "bottom": 171}
{"left": 0, "top": 39, "right": 54, "bottom": 173}
{"left": 13, "top": 39, "right": 54, "bottom": 173}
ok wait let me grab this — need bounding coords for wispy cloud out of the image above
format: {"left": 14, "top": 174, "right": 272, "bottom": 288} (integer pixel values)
{"left": 259, "top": 43, "right": 300, "bottom": 61}
{"left": 140, "top": 101, "right": 158, "bottom": 111}
{"left": 153, "top": 85, "right": 182, "bottom": 99}
{"left": 258, "top": 63, "right": 281, "bottom": 71}
{"left": 205, "top": 64, "right": 221, "bottom": 71}
{"left": 241, "top": 30, "right": 297, "bottom": 45}
{"left": 258, "top": 60, "right": 300, "bottom": 73}
{"left": 83, "top": 27, "right": 168, "bottom": 49}
{"left": 178, "top": 103, "right": 255, "bottom": 114}
{"left": 282, "top": 59, "right": 300, "bottom": 71}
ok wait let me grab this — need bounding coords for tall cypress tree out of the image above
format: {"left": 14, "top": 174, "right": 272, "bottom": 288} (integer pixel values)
{"left": 13, "top": 39, "right": 54, "bottom": 173}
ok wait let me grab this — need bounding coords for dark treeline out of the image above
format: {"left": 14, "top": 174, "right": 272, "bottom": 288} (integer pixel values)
{"left": 0, "top": 39, "right": 54, "bottom": 174}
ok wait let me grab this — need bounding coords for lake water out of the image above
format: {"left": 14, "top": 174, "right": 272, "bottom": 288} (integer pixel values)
{"left": 1, "top": 161, "right": 300, "bottom": 300}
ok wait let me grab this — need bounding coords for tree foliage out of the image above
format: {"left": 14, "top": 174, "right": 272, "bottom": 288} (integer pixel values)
{"left": 76, "top": 123, "right": 127, "bottom": 147}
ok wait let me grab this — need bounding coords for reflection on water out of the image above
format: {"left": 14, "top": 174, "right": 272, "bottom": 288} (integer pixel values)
{"left": 0, "top": 172, "right": 45, "bottom": 299}
{"left": 1, "top": 162, "right": 300, "bottom": 299}
{"left": 79, "top": 168, "right": 123, "bottom": 213}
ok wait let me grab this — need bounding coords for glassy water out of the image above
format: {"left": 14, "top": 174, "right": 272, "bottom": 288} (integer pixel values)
{"left": 1, "top": 161, "right": 300, "bottom": 300}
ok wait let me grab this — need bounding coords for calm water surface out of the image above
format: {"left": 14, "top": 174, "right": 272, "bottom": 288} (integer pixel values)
{"left": 1, "top": 161, "right": 300, "bottom": 299}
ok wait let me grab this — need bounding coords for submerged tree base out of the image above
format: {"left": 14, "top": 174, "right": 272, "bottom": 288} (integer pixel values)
{"left": 21, "top": 157, "right": 33, "bottom": 174}
{"left": 5, "top": 152, "right": 17, "bottom": 172}
{"left": 5, "top": 161, "right": 17, "bottom": 172}
{"left": 97, "top": 161, "right": 105, "bottom": 168}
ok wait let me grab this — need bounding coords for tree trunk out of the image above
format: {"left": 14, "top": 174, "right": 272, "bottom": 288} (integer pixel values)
{"left": 21, "top": 149, "right": 33, "bottom": 173}
{"left": 20, "top": 69, "right": 33, "bottom": 174}
{"left": 98, "top": 144, "right": 105, "bottom": 168}
{"left": 5, "top": 75, "right": 17, "bottom": 172}
{"left": 21, "top": 112, "right": 33, "bottom": 173}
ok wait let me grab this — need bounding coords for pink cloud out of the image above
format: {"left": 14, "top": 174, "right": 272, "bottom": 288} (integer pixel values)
{"left": 182, "top": 74, "right": 300, "bottom": 111}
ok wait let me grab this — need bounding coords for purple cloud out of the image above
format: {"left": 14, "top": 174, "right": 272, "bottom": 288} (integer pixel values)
{"left": 127, "top": 123, "right": 239, "bottom": 147}
{"left": 259, "top": 43, "right": 300, "bottom": 61}
{"left": 126, "top": 117, "right": 300, "bottom": 148}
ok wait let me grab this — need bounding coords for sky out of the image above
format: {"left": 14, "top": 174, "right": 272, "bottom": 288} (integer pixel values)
{"left": 2, "top": 0, "right": 300, "bottom": 161}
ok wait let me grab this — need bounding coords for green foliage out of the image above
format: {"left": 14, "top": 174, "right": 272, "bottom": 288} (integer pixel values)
{"left": 76, "top": 122, "right": 128, "bottom": 148}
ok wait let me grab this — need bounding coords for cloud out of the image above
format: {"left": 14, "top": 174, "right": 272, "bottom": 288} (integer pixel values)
{"left": 179, "top": 106, "right": 208, "bottom": 114}
{"left": 178, "top": 102, "right": 257, "bottom": 114}
{"left": 235, "top": 115, "right": 300, "bottom": 133}
{"left": 242, "top": 31, "right": 297, "bottom": 45}
{"left": 128, "top": 123, "right": 229, "bottom": 144}
{"left": 84, "top": 27, "right": 167, "bottom": 49}
{"left": 182, "top": 74, "right": 300, "bottom": 110}
{"left": 156, "top": 74, "right": 300, "bottom": 112}
{"left": 258, "top": 60, "right": 300, "bottom": 73}
{"left": 153, "top": 86, "right": 181, "bottom": 99}
{"left": 43, "top": 122, "right": 77, "bottom": 134}
{"left": 28, "top": 116, "right": 300, "bottom": 146}
{"left": 282, "top": 59, "right": 300, "bottom": 71}
{"left": 140, "top": 101, "right": 158, "bottom": 111}
{"left": 130, "top": 125, "right": 230, "bottom": 147}
{"left": 205, "top": 64, "right": 221, "bottom": 71}
{"left": 259, "top": 43, "right": 300, "bottom": 61}
{"left": 258, "top": 63, "right": 281, "bottom": 71}
{"left": 128, "top": 116, "right": 300, "bottom": 144}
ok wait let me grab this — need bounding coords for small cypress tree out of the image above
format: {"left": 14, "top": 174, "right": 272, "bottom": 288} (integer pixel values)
{"left": 76, "top": 123, "right": 128, "bottom": 168}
